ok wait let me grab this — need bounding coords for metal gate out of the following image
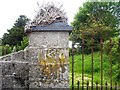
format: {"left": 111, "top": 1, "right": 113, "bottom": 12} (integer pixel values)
{"left": 71, "top": 37, "right": 120, "bottom": 90}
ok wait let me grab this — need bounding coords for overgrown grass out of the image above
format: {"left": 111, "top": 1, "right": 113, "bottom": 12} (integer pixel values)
{"left": 69, "top": 52, "right": 119, "bottom": 87}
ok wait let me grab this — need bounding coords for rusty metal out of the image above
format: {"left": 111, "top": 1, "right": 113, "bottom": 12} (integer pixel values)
{"left": 110, "top": 39, "right": 112, "bottom": 90}
{"left": 77, "top": 81, "right": 80, "bottom": 90}
{"left": 71, "top": 35, "right": 120, "bottom": 89}
{"left": 105, "top": 81, "right": 108, "bottom": 90}
{"left": 82, "top": 38, "right": 84, "bottom": 90}
{"left": 72, "top": 43, "right": 74, "bottom": 90}
{"left": 115, "top": 82, "right": 117, "bottom": 90}
{"left": 100, "top": 37, "right": 103, "bottom": 90}
{"left": 119, "top": 38, "right": 120, "bottom": 52}
{"left": 91, "top": 36, "right": 94, "bottom": 90}
{"left": 87, "top": 81, "right": 89, "bottom": 90}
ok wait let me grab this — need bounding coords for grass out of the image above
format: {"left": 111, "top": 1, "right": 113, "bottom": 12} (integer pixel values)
{"left": 69, "top": 52, "right": 119, "bottom": 87}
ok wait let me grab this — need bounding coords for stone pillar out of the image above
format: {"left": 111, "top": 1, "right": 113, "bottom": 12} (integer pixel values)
{"left": 25, "top": 22, "right": 72, "bottom": 88}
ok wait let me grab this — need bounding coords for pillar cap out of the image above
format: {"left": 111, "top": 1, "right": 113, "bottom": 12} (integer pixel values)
{"left": 25, "top": 22, "right": 73, "bottom": 34}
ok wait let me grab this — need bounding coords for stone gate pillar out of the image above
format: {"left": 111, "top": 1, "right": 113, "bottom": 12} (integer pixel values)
{"left": 25, "top": 22, "right": 72, "bottom": 88}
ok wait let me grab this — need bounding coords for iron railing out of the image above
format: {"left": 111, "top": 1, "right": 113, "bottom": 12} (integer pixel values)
{"left": 71, "top": 37, "right": 120, "bottom": 90}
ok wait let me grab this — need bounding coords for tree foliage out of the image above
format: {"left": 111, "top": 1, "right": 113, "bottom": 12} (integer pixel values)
{"left": 71, "top": 0, "right": 120, "bottom": 81}
{"left": 104, "top": 37, "right": 120, "bottom": 82}
{"left": 71, "top": 1, "right": 120, "bottom": 43}
{"left": 2, "top": 15, "right": 30, "bottom": 46}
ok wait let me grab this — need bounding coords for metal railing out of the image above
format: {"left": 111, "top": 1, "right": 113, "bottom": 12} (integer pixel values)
{"left": 71, "top": 37, "right": 120, "bottom": 90}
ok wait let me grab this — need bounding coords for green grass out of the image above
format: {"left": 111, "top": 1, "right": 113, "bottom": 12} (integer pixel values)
{"left": 69, "top": 52, "right": 119, "bottom": 87}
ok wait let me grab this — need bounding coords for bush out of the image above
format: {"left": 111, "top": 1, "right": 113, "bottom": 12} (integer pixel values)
{"left": 1, "top": 37, "right": 29, "bottom": 56}
{"left": 16, "top": 37, "right": 28, "bottom": 51}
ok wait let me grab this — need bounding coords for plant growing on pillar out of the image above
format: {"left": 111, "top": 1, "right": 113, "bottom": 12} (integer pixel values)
{"left": 38, "top": 48, "right": 67, "bottom": 82}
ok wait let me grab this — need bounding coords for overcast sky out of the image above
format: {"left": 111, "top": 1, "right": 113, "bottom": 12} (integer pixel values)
{"left": 0, "top": 0, "right": 85, "bottom": 38}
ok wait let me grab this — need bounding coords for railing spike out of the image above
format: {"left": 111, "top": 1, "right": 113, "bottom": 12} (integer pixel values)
{"left": 77, "top": 81, "right": 80, "bottom": 90}
{"left": 87, "top": 81, "right": 89, "bottom": 90}
{"left": 105, "top": 81, "right": 108, "bottom": 90}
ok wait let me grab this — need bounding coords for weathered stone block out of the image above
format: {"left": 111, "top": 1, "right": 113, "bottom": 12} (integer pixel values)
{"left": 0, "top": 61, "right": 29, "bottom": 89}
{"left": 25, "top": 47, "right": 40, "bottom": 63}
{"left": 28, "top": 32, "right": 69, "bottom": 48}
{"left": 11, "top": 50, "right": 25, "bottom": 61}
{"left": 0, "top": 55, "right": 11, "bottom": 61}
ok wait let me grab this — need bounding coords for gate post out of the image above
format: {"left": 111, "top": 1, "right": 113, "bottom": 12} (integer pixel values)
{"left": 25, "top": 22, "right": 72, "bottom": 88}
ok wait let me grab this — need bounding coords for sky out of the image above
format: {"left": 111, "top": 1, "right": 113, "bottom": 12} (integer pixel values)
{"left": 0, "top": 0, "right": 86, "bottom": 38}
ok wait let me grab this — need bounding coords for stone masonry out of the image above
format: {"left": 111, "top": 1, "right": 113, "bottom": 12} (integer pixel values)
{"left": 0, "top": 22, "right": 72, "bottom": 89}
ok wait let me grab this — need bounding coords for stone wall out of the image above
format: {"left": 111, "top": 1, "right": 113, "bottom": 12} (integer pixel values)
{"left": 0, "top": 61, "right": 29, "bottom": 89}
{"left": 0, "top": 51, "right": 29, "bottom": 89}
{"left": 0, "top": 23, "right": 72, "bottom": 89}
{"left": 0, "top": 50, "right": 25, "bottom": 62}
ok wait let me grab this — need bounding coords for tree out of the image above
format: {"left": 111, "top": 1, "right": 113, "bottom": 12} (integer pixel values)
{"left": 71, "top": 1, "right": 119, "bottom": 43}
{"left": 2, "top": 15, "right": 30, "bottom": 46}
